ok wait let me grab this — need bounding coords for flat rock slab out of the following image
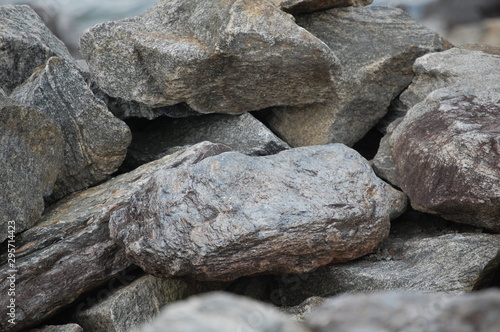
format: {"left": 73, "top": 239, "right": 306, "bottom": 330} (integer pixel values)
{"left": 124, "top": 113, "right": 289, "bottom": 170}
{"left": 374, "top": 87, "right": 500, "bottom": 231}
{"left": 0, "top": 96, "right": 63, "bottom": 243}
{"left": 10, "top": 56, "right": 131, "bottom": 201}
{"left": 304, "top": 290, "right": 500, "bottom": 332}
{"left": 80, "top": 0, "right": 339, "bottom": 114}
{"left": 0, "top": 142, "right": 230, "bottom": 332}
{"left": 0, "top": 5, "right": 76, "bottom": 93}
{"left": 271, "top": 0, "right": 372, "bottom": 14}
{"left": 110, "top": 144, "right": 406, "bottom": 281}
{"left": 139, "top": 292, "right": 309, "bottom": 332}
{"left": 266, "top": 6, "right": 447, "bottom": 147}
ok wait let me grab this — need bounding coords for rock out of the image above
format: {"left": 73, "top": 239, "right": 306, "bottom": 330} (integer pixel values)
{"left": 0, "top": 5, "right": 76, "bottom": 93}
{"left": 10, "top": 56, "right": 131, "bottom": 201}
{"left": 281, "top": 297, "right": 326, "bottom": 323}
{"left": 304, "top": 290, "right": 500, "bottom": 332}
{"left": 375, "top": 87, "right": 500, "bottom": 231}
{"left": 276, "top": 211, "right": 500, "bottom": 305}
{"left": 0, "top": 142, "right": 230, "bottom": 332}
{"left": 30, "top": 324, "right": 83, "bottom": 332}
{"left": 446, "top": 18, "right": 500, "bottom": 47}
{"left": 73, "top": 275, "right": 224, "bottom": 332}
{"left": 124, "top": 113, "right": 289, "bottom": 170}
{"left": 0, "top": 96, "right": 63, "bottom": 244}
{"left": 110, "top": 144, "right": 406, "bottom": 281}
{"left": 459, "top": 43, "right": 500, "bottom": 56}
{"left": 266, "top": 6, "right": 447, "bottom": 147}
{"left": 271, "top": 0, "right": 372, "bottom": 14}
{"left": 80, "top": 0, "right": 340, "bottom": 114}
{"left": 139, "top": 292, "right": 309, "bottom": 332}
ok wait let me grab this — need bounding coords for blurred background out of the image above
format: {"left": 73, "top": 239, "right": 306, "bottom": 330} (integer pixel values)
{"left": 1, "top": 0, "right": 499, "bottom": 58}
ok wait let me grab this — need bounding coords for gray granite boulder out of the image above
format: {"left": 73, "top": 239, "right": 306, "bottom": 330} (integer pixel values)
{"left": 271, "top": 0, "right": 372, "bottom": 14}
{"left": 139, "top": 292, "right": 309, "bottom": 332}
{"left": 110, "top": 144, "right": 406, "bottom": 281}
{"left": 0, "top": 142, "right": 230, "bottom": 332}
{"left": 124, "top": 113, "right": 289, "bottom": 170}
{"left": 0, "top": 5, "right": 76, "bottom": 93}
{"left": 10, "top": 56, "right": 131, "bottom": 201}
{"left": 373, "top": 87, "right": 500, "bottom": 231}
{"left": 80, "top": 0, "right": 340, "bottom": 114}
{"left": 0, "top": 96, "right": 63, "bottom": 244}
{"left": 266, "top": 6, "right": 447, "bottom": 147}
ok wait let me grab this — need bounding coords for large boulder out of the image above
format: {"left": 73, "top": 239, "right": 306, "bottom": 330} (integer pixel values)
{"left": 109, "top": 144, "right": 406, "bottom": 281}
{"left": 266, "top": 6, "right": 447, "bottom": 147}
{"left": 373, "top": 87, "right": 500, "bottom": 231}
{"left": 10, "top": 56, "right": 131, "bottom": 201}
{"left": 80, "top": 0, "right": 340, "bottom": 114}
{"left": 0, "top": 142, "right": 230, "bottom": 332}
{"left": 0, "top": 96, "right": 63, "bottom": 243}
{"left": 0, "top": 5, "right": 76, "bottom": 93}
{"left": 271, "top": 0, "right": 372, "bottom": 14}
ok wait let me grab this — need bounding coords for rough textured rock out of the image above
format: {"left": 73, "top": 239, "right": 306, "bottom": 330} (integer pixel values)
{"left": 110, "top": 144, "right": 406, "bottom": 281}
{"left": 139, "top": 292, "right": 309, "bottom": 332}
{"left": 0, "top": 5, "right": 76, "bottom": 93}
{"left": 0, "top": 142, "right": 230, "bottom": 332}
{"left": 10, "top": 56, "right": 131, "bottom": 201}
{"left": 30, "top": 324, "right": 83, "bottom": 332}
{"left": 124, "top": 113, "right": 289, "bottom": 170}
{"left": 374, "top": 87, "right": 500, "bottom": 231}
{"left": 0, "top": 96, "right": 63, "bottom": 243}
{"left": 271, "top": 0, "right": 372, "bottom": 14}
{"left": 73, "top": 275, "right": 224, "bottom": 332}
{"left": 281, "top": 297, "right": 325, "bottom": 323}
{"left": 304, "top": 290, "right": 500, "bottom": 332}
{"left": 266, "top": 6, "right": 447, "bottom": 147}
{"left": 80, "top": 0, "right": 340, "bottom": 114}
{"left": 276, "top": 211, "right": 500, "bottom": 305}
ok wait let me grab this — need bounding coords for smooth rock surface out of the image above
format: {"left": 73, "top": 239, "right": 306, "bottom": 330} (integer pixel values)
{"left": 271, "top": 0, "right": 372, "bottom": 14}
{"left": 139, "top": 292, "right": 309, "bottom": 332}
{"left": 125, "top": 113, "right": 289, "bottom": 170}
{"left": 110, "top": 144, "right": 406, "bottom": 281}
{"left": 10, "top": 56, "right": 131, "bottom": 201}
{"left": 80, "top": 0, "right": 340, "bottom": 114}
{"left": 0, "top": 5, "right": 75, "bottom": 93}
{"left": 277, "top": 212, "right": 500, "bottom": 306}
{"left": 266, "top": 6, "right": 447, "bottom": 147}
{"left": 0, "top": 96, "right": 63, "bottom": 243}
{"left": 374, "top": 87, "right": 500, "bottom": 231}
{"left": 73, "top": 275, "right": 224, "bottom": 332}
{"left": 0, "top": 142, "right": 230, "bottom": 332}
{"left": 304, "top": 290, "right": 500, "bottom": 332}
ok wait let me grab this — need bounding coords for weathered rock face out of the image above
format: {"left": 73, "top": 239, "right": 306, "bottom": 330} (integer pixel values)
{"left": 271, "top": 0, "right": 372, "bottom": 14}
{"left": 374, "top": 87, "right": 500, "bottom": 231}
{"left": 0, "top": 5, "right": 76, "bottom": 93}
{"left": 80, "top": 0, "right": 340, "bottom": 114}
{"left": 276, "top": 212, "right": 500, "bottom": 306}
{"left": 266, "top": 6, "right": 447, "bottom": 147}
{"left": 0, "top": 96, "right": 63, "bottom": 243}
{"left": 124, "top": 113, "right": 289, "bottom": 170}
{"left": 139, "top": 292, "right": 309, "bottom": 332}
{"left": 110, "top": 144, "right": 406, "bottom": 281}
{"left": 0, "top": 143, "right": 230, "bottom": 332}
{"left": 30, "top": 324, "right": 83, "bottom": 332}
{"left": 304, "top": 290, "right": 500, "bottom": 332}
{"left": 73, "top": 276, "right": 224, "bottom": 332}
{"left": 10, "top": 56, "right": 131, "bottom": 201}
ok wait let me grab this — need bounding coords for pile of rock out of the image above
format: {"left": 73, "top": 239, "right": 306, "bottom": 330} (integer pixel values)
{"left": 0, "top": 1, "right": 499, "bottom": 331}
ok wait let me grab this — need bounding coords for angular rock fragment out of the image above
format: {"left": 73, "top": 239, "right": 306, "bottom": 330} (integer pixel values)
{"left": 80, "top": 0, "right": 340, "bottom": 114}
{"left": 304, "top": 290, "right": 500, "bottom": 332}
{"left": 0, "top": 5, "right": 76, "bottom": 93}
{"left": 0, "top": 96, "right": 63, "bottom": 243}
{"left": 124, "top": 113, "right": 289, "bottom": 170}
{"left": 10, "top": 56, "right": 131, "bottom": 201}
{"left": 266, "top": 6, "right": 447, "bottom": 147}
{"left": 0, "top": 142, "right": 230, "bottom": 332}
{"left": 374, "top": 87, "right": 500, "bottom": 231}
{"left": 73, "top": 276, "right": 224, "bottom": 332}
{"left": 271, "top": 0, "right": 372, "bottom": 14}
{"left": 110, "top": 144, "right": 406, "bottom": 281}
{"left": 139, "top": 292, "right": 309, "bottom": 332}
